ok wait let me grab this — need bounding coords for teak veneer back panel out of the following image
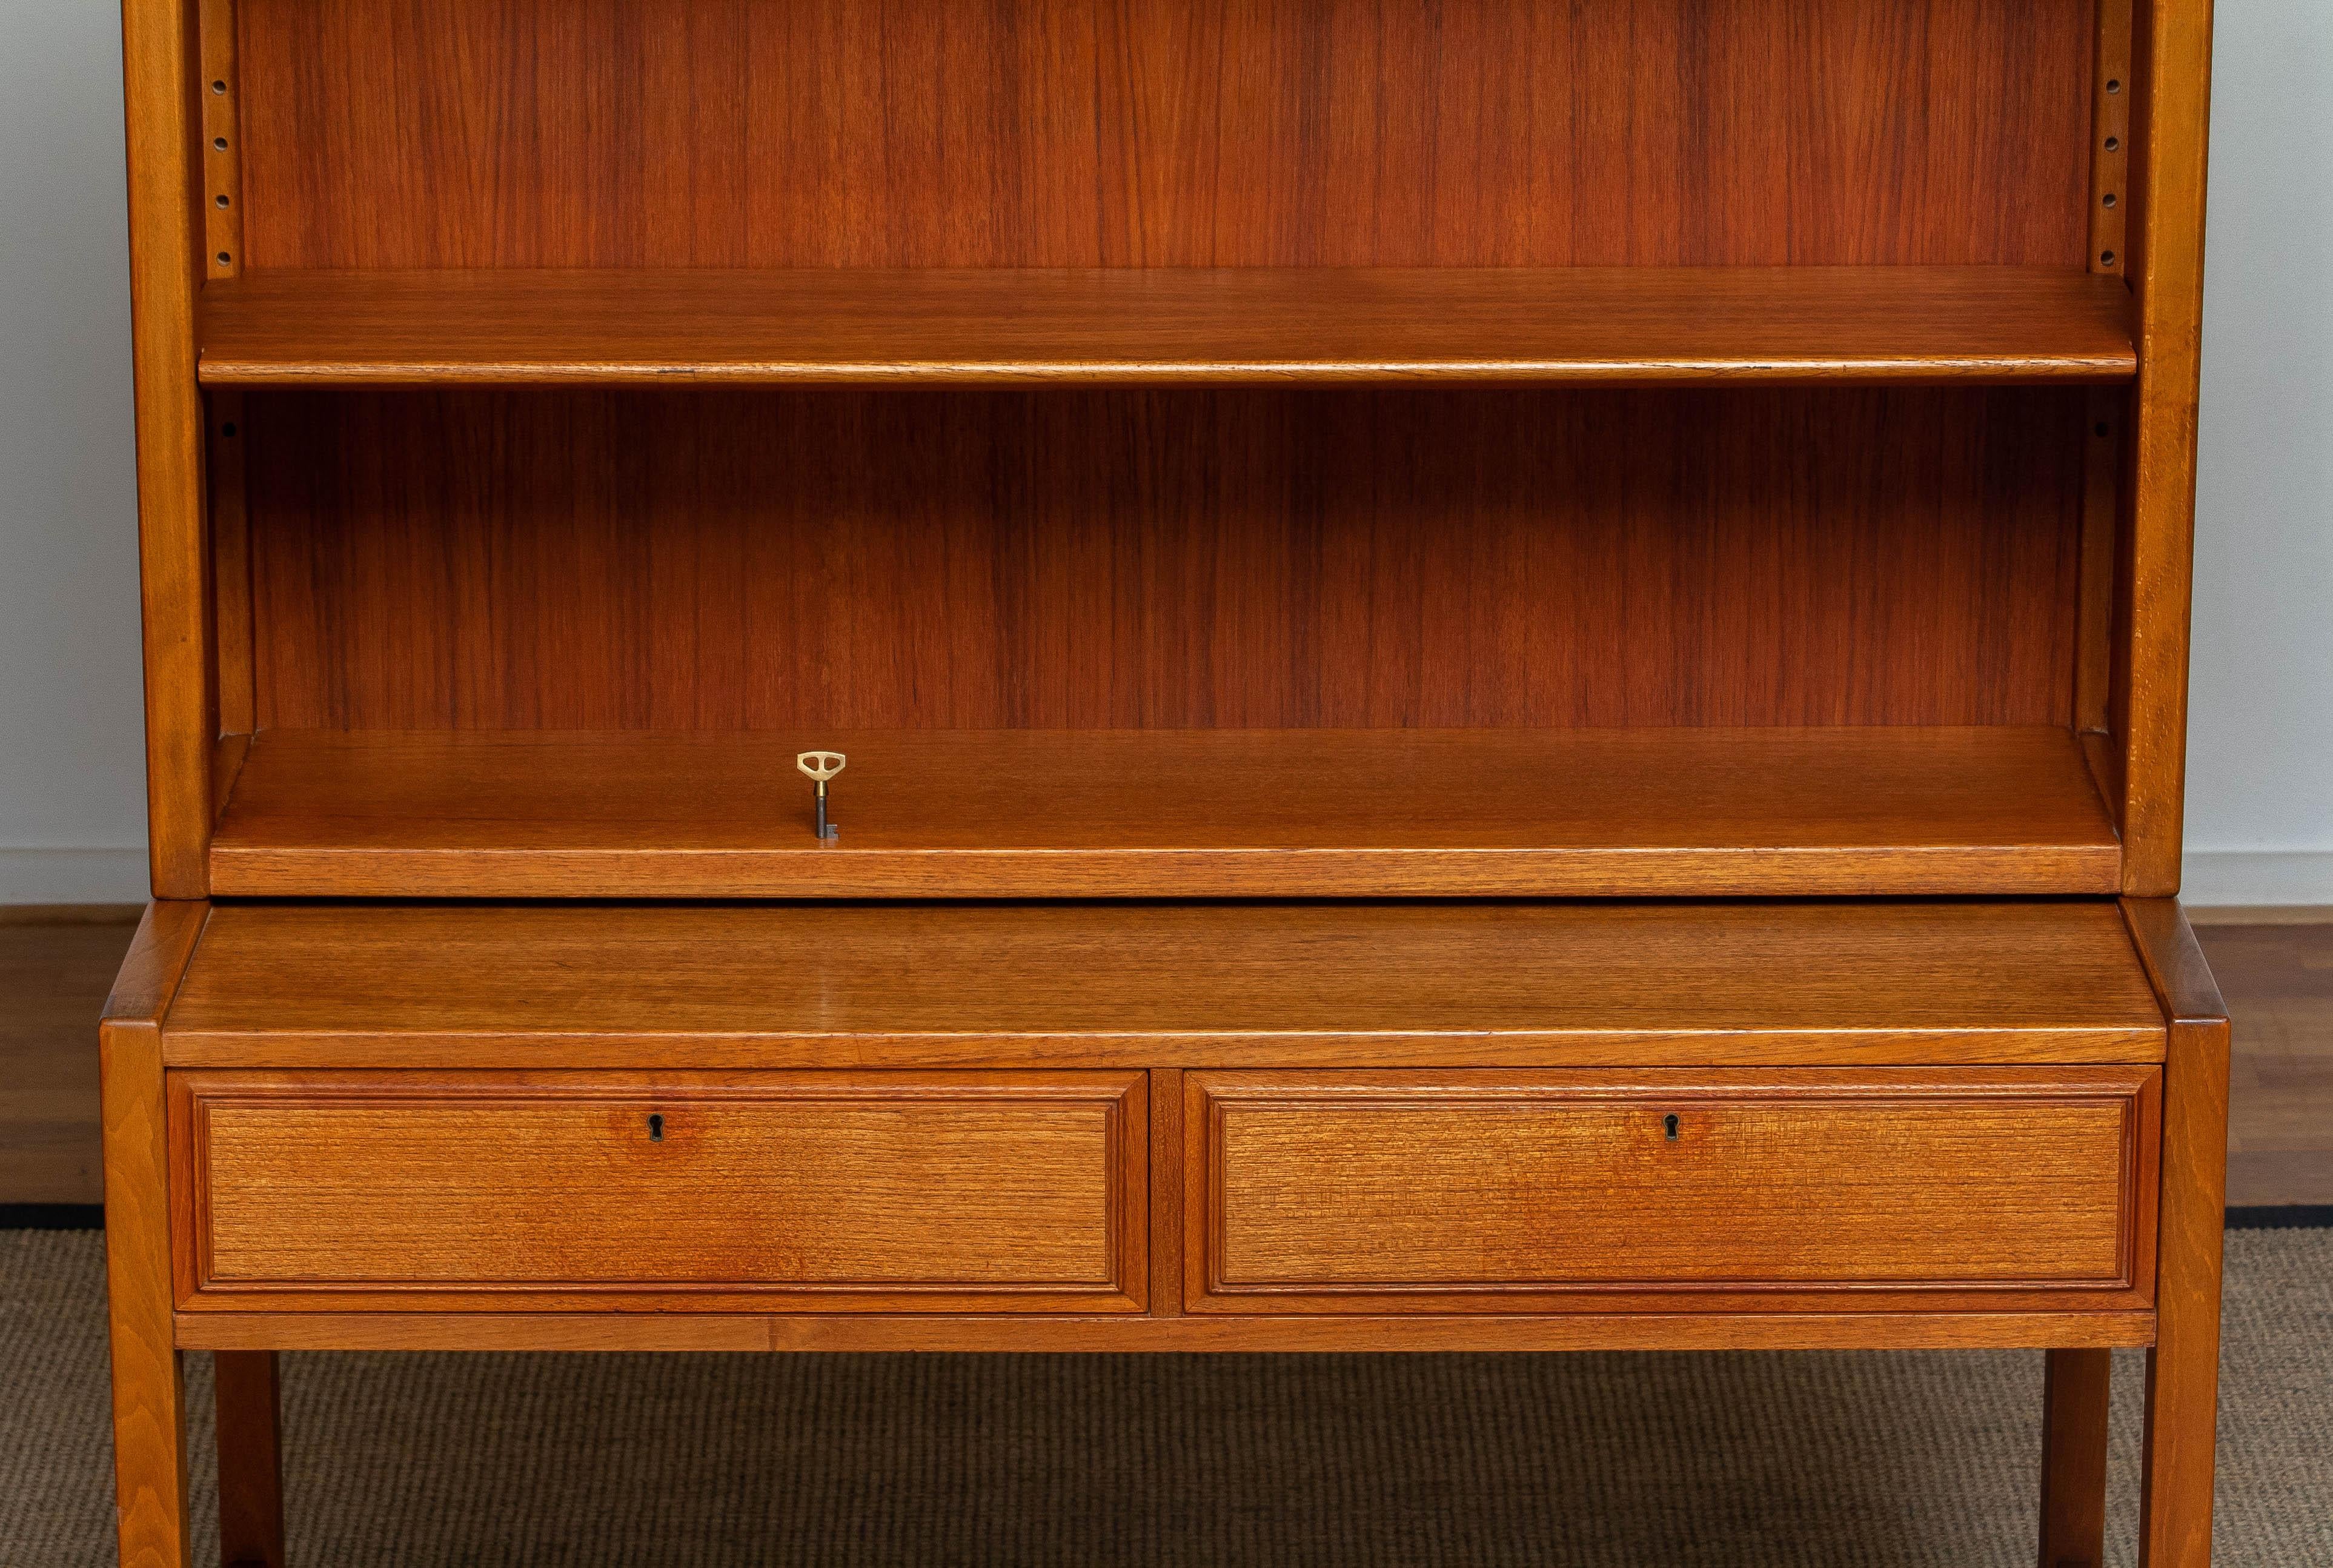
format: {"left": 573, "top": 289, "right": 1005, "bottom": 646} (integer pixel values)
{"left": 233, "top": 0, "right": 2095, "bottom": 270}
{"left": 246, "top": 387, "right": 2085, "bottom": 731}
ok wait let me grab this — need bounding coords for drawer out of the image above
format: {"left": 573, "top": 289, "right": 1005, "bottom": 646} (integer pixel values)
{"left": 1184, "top": 1069, "right": 2158, "bottom": 1314}
{"left": 173, "top": 1071, "right": 1146, "bottom": 1313}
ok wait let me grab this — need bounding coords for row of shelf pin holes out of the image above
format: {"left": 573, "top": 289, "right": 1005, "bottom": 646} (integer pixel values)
{"left": 2100, "top": 78, "right": 2122, "bottom": 270}
{"left": 211, "top": 78, "right": 233, "bottom": 270}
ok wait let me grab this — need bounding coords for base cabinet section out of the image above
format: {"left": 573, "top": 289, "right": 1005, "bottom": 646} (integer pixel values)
{"left": 1183, "top": 1069, "right": 2159, "bottom": 1315}
{"left": 171, "top": 1071, "right": 1148, "bottom": 1314}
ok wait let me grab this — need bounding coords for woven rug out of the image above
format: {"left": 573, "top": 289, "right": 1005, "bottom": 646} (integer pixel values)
{"left": 2, "top": 1227, "right": 2326, "bottom": 1567}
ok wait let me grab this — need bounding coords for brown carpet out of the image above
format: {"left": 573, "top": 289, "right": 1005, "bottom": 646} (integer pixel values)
{"left": 3, "top": 1229, "right": 2327, "bottom": 1567}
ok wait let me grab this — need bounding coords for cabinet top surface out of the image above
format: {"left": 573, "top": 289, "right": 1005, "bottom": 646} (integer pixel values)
{"left": 162, "top": 899, "right": 2166, "bottom": 1065}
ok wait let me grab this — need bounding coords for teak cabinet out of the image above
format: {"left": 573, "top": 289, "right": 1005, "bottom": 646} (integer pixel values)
{"left": 101, "top": 0, "right": 2228, "bottom": 1563}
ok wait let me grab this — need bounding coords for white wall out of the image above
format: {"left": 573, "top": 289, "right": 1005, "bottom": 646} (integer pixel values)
{"left": 0, "top": 4, "right": 2326, "bottom": 905}
{"left": 2182, "top": 2, "right": 2333, "bottom": 905}
{"left": 0, "top": 3, "right": 148, "bottom": 902}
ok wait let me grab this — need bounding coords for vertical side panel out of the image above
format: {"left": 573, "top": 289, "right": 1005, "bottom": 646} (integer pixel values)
{"left": 123, "top": 0, "right": 217, "bottom": 896}
{"left": 2115, "top": 0, "right": 2214, "bottom": 894}
{"left": 2076, "top": 390, "right": 2125, "bottom": 739}
{"left": 101, "top": 902, "right": 208, "bottom": 1568}
{"left": 2122, "top": 899, "right": 2229, "bottom": 1568}
{"left": 207, "top": 393, "right": 253, "bottom": 738}
{"left": 2077, "top": 0, "right": 2137, "bottom": 820}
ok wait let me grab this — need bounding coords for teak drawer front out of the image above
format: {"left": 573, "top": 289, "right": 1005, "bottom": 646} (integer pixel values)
{"left": 1186, "top": 1070, "right": 2158, "bottom": 1314}
{"left": 173, "top": 1072, "right": 1146, "bottom": 1313}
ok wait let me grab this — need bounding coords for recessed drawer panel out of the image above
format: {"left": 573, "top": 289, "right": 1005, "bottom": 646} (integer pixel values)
{"left": 174, "top": 1071, "right": 1146, "bottom": 1313}
{"left": 1186, "top": 1069, "right": 2157, "bottom": 1314}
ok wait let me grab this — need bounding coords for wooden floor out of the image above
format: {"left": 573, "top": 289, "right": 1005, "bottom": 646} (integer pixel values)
{"left": 0, "top": 911, "right": 142, "bottom": 1205}
{"left": 2, "top": 908, "right": 2328, "bottom": 1208}
{"left": 2202, "top": 917, "right": 2333, "bottom": 1206}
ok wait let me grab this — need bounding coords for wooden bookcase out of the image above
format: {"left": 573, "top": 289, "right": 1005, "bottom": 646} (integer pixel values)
{"left": 102, "top": 0, "right": 2228, "bottom": 1562}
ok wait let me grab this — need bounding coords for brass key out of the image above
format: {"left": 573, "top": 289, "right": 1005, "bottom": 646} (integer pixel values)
{"left": 795, "top": 751, "right": 845, "bottom": 842}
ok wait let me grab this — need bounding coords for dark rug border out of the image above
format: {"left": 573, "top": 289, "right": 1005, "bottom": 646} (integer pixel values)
{"left": 2225, "top": 1203, "right": 2333, "bottom": 1231}
{"left": 1, "top": 1203, "right": 105, "bottom": 1230}
{"left": 7, "top": 1202, "right": 2331, "bottom": 1234}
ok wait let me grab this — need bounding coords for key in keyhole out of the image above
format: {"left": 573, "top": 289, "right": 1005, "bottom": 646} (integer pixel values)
{"left": 648, "top": 1114, "right": 664, "bottom": 1141}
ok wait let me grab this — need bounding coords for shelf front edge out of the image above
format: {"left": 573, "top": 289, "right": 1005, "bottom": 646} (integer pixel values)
{"left": 205, "top": 844, "right": 2126, "bottom": 899}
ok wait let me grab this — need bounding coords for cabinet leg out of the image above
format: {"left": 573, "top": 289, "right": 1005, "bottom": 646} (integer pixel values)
{"left": 2138, "top": 1052, "right": 2230, "bottom": 1561}
{"left": 216, "top": 1351, "right": 287, "bottom": 1567}
{"left": 2038, "top": 1347, "right": 2112, "bottom": 1568}
{"left": 102, "top": 1017, "right": 193, "bottom": 1568}
{"left": 2130, "top": 902, "right": 2232, "bottom": 1568}
{"left": 104, "top": 1293, "right": 191, "bottom": 1568}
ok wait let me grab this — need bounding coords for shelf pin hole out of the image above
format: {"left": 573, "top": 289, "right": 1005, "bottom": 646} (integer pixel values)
{"left": 1664, "top": 1114, "right": 1680, "bottom": 1141}
{"left": 2107, "top": 79, "right": 2122, "bottom": 94}
{"left": 211, "top": 79, "right": 226, "bottom": 94}
{"left": 213, "top": 136, "right": 228, "bottom": 151}
{"left": 2103, "top": 193, "right": 2117, "bottom": 208}
{"left": 2105, "top": 136, "right": 2121, "bottom": 152}
{"left": 648, "top": 1113, "right": 664, "bottom": 1142}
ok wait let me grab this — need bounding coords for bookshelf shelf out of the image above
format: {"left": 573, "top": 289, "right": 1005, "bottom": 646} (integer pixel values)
{"left": 197, "top": 267, "right": 2136, "bottom": 389}
{"left": 207, "top": 726, "right": 2122, "bottom": 900}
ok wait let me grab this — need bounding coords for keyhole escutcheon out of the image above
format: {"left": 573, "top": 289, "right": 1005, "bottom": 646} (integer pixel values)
{"left": 1663, "top": 1113, "right": 1680, "bottom": 1141}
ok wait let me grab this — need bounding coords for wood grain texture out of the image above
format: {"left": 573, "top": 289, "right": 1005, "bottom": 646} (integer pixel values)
{"left": 2114, "top": 0, "right": 2215, "bottom": 896}
{"left": 175, "top": 1310, "right": 2159, "bottom": 1356}
{"left": 2039, "top": 1346, "right": 2115, "bottom": 1568}
{"left": 1184, "top": 1069, "right": 2158, "bottom": 1315}
{"left": 2076, "top": 390, "right": 2125, "bottom": 737}
{"left": 1148, "top": 1069, "right": 1187, "bottom": 1318}
{"left": 99, "top": 902, "right": 208, "bottom": 1568}
{"left": 2125, "top": 899, "right": 2231, "bottom": 1568}
{"left": 171, "top": 1071, "right": 1146, "bottom": 1314}
{"left": 233, "top": 0, "right": 2094, "bottom": 271}
{"left": 239, "top": 385, "right": 2090, "bottom": 734}
{"left": 122, "top": 0, "right": 214, "bottom": 899}
{"left": 206, "top": 728, "right": 2123, "bottom": 900}
{"left": 213, "top": 1350, "right": 284, "bottom": 1568}
{"left": 196, "top": 268, "right": 2137, "bottom": 388}
{"left": 158, "top": 900, "right": 2168, "bottom": 1070}
{"left": 206, "top": 395, "right": 253, "bottom": 739}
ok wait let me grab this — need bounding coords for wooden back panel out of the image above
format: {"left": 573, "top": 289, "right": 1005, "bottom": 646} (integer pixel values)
{"left": 242, "top": 386, "right": 2086, "bottom": 731}
{"left": 234, "top": 0, "right": 2095, "bottom": 270}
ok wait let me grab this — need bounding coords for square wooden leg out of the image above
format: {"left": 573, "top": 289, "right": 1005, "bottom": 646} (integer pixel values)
{"left": 216, "top": 1351, "right": 286, "bottom": 1568}
{"left": 102, "top": 1278, "right": 192, "bottom": 1568}
{"left": 2131, "top": 903, "right": 2232, "bottom": 1568}
{"left": 2137, "top": 1046, "right": 2229, "bottom": 1567}
{"left": 2039, "top": 1347, "right": 2113, "bottom": 1568}
{"left": 103, "top": 1012, "right": 193, "bottom": 1568}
